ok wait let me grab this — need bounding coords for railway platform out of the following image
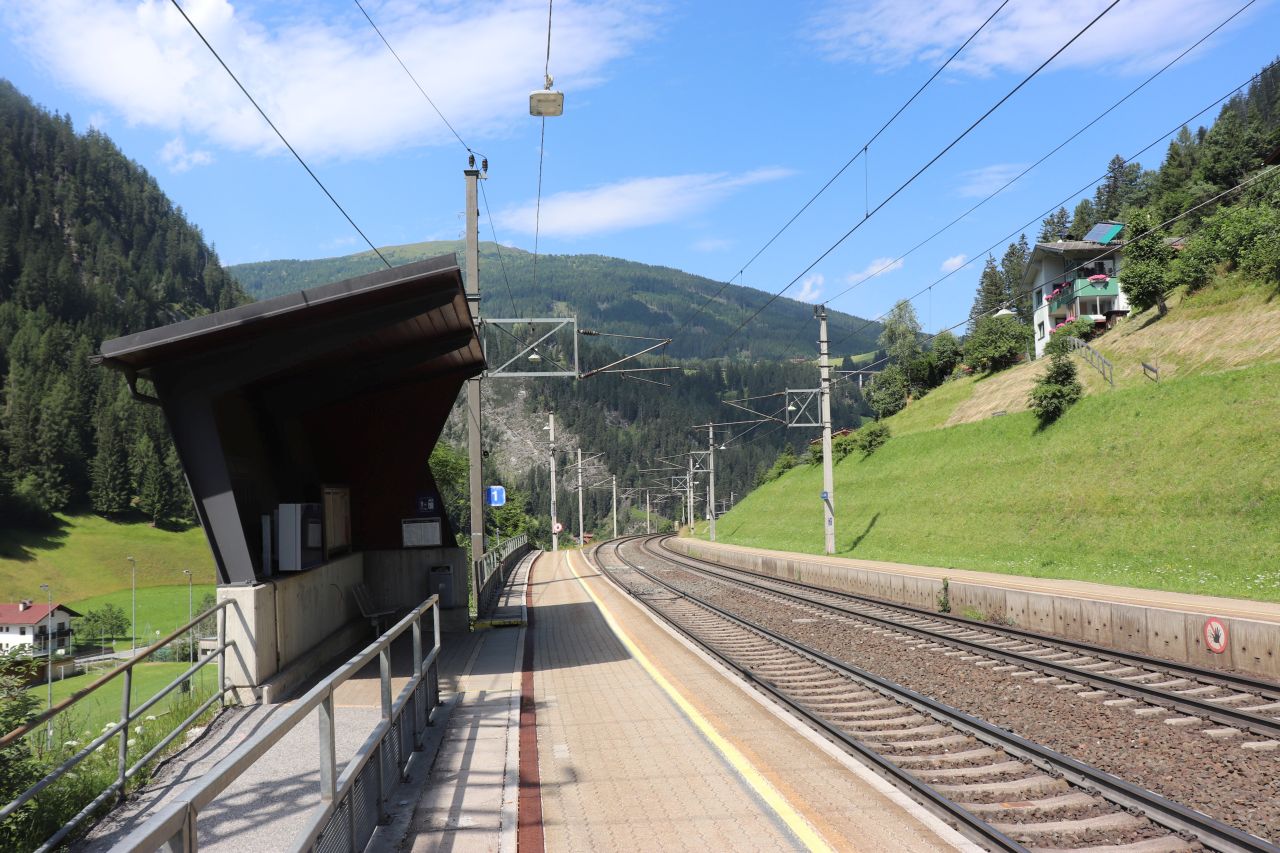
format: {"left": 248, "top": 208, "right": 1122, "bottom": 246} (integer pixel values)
{"left": 396, "top": 547, "right": 973, "bottom": 852}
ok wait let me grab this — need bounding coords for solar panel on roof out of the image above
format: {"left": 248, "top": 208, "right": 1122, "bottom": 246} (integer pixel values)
{"left": 1083, "top": 222, "right": 1124, "bottom": 244}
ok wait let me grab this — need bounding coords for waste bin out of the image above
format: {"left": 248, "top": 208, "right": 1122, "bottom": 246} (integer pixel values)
{"left": 430, "top": 565, "right": 454, "bottom": 608}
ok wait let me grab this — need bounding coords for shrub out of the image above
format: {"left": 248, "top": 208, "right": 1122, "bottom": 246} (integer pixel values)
{"left": 760, "top": 445, "right": 798, "bottom": 485}
{"left": 1029, "top": 354, "right": 1083, "bottom": 425}
{"left": 964, "top": 314, "right": 1030, "bottom": 373}
{"left": 1043, "top": 317, "right": 1094, "bottom": 357}
{"left": 855, "top": 422, "right": 891, "bottom": 456}
{"left": 865, "top": 364, "right": 909, "bottom": 419}
{"left": 832, "top": 431, "right": 859, "bottom": 463}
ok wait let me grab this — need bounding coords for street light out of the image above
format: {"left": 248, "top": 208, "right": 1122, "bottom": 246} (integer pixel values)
{"left": 182, "top": 570, "right": 193, "bottom": 667}
{"left": 127, "top": 555, "right": 137, "bottom": 655}
{"left": 39, "top": 583, "right": 52, "bottom": 747}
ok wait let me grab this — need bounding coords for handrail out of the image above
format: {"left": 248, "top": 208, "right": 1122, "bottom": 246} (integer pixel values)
{"left": 1066, "top": 335, "right": 1114, "bottom": 387}
{"left": 1, "top": 600, "right": 236, "bottom": 852}
{"left": 0, "top": 601, "right": 231, "bottom": 749}
{"left": 475, "top": 533, "right": 530, "bottom": 615}
{"left": 114, "top": 592, "right": 444, "bottom": 853}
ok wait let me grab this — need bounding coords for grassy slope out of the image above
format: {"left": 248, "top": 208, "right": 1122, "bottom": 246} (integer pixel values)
{"left": 0, "top": 514, "right": 215, "bottom": 605}
{"left": 28, "top": 662, "right": 216, "bottom": 737}
{"left": 715, "top": 359, "right": 1280, "bottom": 601}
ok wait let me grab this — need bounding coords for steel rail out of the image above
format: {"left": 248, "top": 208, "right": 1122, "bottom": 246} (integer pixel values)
{"left": 650, "top": 537, "right": 1280, "bottom": 737}
{"left": 590, "top": 538, "right": 1024, "bottom": 852}
{"left": 605, "top": 537, "right": 1278, "bottom": 853}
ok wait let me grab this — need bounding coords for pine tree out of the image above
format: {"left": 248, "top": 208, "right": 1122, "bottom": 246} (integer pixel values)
{"left": 999, "top": 236, "right": 1030, "bottom": 323}
{"left": 90, "top": 410, "right": 131, "bottom": 516}
{"left": 967, "top": 256, "right": 1006, "bottom": 335}
{"left": 1070, "top": 198, "right": 1098, "bottom": 238}
{"left": 1038, "top": 207, "right": 1069, "bottom": 242}
{"left": 134, "top": 433, "right": 170, "bottom": 526}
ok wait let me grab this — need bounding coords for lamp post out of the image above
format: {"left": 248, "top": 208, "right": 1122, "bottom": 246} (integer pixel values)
{"left": 127, "top": 555, "right": 137, "bottom": 655}
{"left": 39, "top": 583, "right": 52, "bottom": 747}
{"left": 182, "top": 570, "right": 193, "bottom": 666}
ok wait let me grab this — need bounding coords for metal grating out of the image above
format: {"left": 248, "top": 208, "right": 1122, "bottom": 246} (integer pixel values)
{"left": 353, "top": 756, "right": 379, "bottom": 849}
{"left": 315, "top": 796, "right": 351, "bottom": 853}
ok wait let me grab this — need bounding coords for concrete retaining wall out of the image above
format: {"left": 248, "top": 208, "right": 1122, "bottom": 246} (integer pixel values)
{"left": 218, "top": 547, "right": 466, "bottom": 703}
{"left": 669, "top": 539, "right": 1280, "bottom": 680}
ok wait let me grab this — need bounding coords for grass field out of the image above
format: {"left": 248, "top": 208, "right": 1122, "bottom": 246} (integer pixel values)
{"left": 67, "top": 585, "right": 216, "bottom": 650}
{"left": 0, "top": 513, "right": 215, "bottom": 605}
{"left": 713, "top": 359, "right": 1280, "bottom": 601}
{"left": 26, "top": 661, "right": 215, "bottom": 737}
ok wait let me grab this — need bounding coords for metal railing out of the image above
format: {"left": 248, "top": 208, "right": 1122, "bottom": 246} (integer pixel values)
{"left": 474, "top": 533, "right": 530, "bottom": 615}
{"left": 1066, "top": 336, "right": 1114, "bottom": 386}
{"left": 0, "top": 601, "right": 235, "bottom": 852}
{"left": 115, "top": 592, "right": 444, "bottom": 853}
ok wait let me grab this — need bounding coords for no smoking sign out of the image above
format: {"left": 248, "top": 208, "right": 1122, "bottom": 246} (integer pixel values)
{"left": 1203, "top": 617, "right": 1229, "bottom": 654}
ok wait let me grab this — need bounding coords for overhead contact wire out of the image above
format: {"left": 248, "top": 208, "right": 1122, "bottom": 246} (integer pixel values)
{"left": 168, "top": 0, "right": 390, "bottom": 268}
{"left": 710, "top": 0, "right": 1123, "bottom": 353}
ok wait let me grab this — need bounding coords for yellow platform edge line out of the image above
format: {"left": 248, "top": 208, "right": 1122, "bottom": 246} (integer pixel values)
{"left": 563, "top": 550, "right": 834, "bottom": 853}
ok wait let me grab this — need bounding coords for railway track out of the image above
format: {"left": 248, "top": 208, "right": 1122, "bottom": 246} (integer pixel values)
{"left": 642, "top": 536, "right": 1280, "bottom": 745}
{"left": 591, "top": 536, "right": 1280, "bottom": 853}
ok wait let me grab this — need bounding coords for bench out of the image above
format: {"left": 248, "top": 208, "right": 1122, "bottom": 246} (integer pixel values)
{"left": 351, "top": 583, "right": 397, "bottom": 636}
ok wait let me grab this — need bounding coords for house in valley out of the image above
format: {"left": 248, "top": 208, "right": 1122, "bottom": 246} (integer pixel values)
{"left": 0, "top": 600, "right": 79, "bottom": 654}
{"left": 1026, "top": 221, "right": 1130, "bottom": 358}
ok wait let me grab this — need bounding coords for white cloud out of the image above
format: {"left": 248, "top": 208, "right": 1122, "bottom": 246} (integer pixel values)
{"left": 807, "top": 0, "right": 1242, "bottom": 76}
{"left": 940, "top": 253, "right": 967, "bottom": 273}
{"left": 795, "top": 273, "right": 824, "bottom": 303}
{"left": 4, "top": 0, "right": 655, "bottom": 161}
{"left": 495, "top": 168, "right": 793, "bottom": 237}
{"left": 159, "top": 137, "right": 213, "bottom": 172}
{"left": 845, "top": 256, "right": 903, "bottom": 287}
{"left": 956, "top": 163, "right": 1026, "bottom": 198}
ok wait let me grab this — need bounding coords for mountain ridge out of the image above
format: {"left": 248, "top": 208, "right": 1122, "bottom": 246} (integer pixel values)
{"left": 227, "top": 240, "right": 885, "bottom": 360}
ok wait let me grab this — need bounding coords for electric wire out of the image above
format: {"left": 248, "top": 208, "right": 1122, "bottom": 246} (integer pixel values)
{"left": 708, "top": 0, "right": 1123, "bottom": 353}
{"left": 670, "top": 0, "right": 1012, "bottom": 338}
{"left": 821, "top": 0, "right": 1260, "bottom": 311}
{"left": 352, "top": 0, "right": 473, "bottom": 155}
{"left": 532, "top": 0, "right": 555, "bottom": 292}
{"left": 829, "top": 57, "right": 1279, "bottom": 351}
{"left": 351, "top": 0, "right": 521, "bottom": 317}
{"left": 168, "top": 0, "right": 390, "bottom": 268}
{"left": 836, "top": 163, "right": 1280, "bottom": 387}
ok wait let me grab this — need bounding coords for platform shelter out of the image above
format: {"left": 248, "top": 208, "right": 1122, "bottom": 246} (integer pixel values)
{"left": 96, "top": 255, "right": 484, "bottom": 701}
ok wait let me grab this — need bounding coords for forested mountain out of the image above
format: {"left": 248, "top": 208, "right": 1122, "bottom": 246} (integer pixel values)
{"left": 228, "top": 242, "right": 885, "bottom": 360}
{"left": 0, "top": 80, "right": 248, "bottom": 526}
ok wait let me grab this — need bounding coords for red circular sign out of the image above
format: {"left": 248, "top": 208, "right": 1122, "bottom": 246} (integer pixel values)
{"left": 1203, "top": 618, "right": 1229, "bottom": 654}
{"left": 552, "top": 522, "right": 564, "bottom": 534}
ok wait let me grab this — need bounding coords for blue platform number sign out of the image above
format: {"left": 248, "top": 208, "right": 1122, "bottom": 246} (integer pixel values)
{"left": 415, "top": 493, "right": 437, "bottom": 515}
{"left": 486, "top": 486, "right": 507, "bottom": 507}
{"left": 820, "top": 491, "right": 829, "bottom": 501}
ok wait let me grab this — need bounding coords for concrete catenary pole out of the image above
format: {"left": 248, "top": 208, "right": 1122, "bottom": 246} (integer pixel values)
{"left": 548, "top": 414, "right": 558, "bottom": 552}
{"left": 611, "top": 475, "right": 618, "bottom": 539}
{"left": 708, "top": 424, "right": 717, "bottom": 542}
{"left": 686, "top": 455, "right": 695, "bottom": 530}
{"left": 817, "top": 304, "right": 836, "bottom": 554}
{"left": 464, "top": 164, "right": 485, "bottom": 591}
{"left": 645, "top": 490, "right": 651, "bottom": 534}
{"left": 576, "top": 448, "right": 585, "bottom": 548}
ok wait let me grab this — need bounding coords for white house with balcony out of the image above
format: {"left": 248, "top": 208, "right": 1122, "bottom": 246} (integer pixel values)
{"left": 1026, "top": 220, "right": 1130, "bottom": 358}
{"left": 0, "top": 600, "right": 79, "bottom": 654}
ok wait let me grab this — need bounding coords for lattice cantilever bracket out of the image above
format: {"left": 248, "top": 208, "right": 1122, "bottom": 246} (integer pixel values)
{"left": 483, "top": 317, "right": 579, "bottom": 379}
{"left": 785, "top": 388, "right": 821, "bottom": 428}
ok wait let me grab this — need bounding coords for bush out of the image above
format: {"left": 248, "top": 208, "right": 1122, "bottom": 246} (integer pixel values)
{"left": 865, "top": 364, "right": 909, "bottom": 419}
{"left": 1029, "top": 354, "right": 1083, "bottom": 425}
{"left": 964, "top": 314, "right": 1030, "bottom": 373}
{"left": 855, "top": 422, "right": 891, "bottom": 456}
{"left": 832, "top": 431, "right": 859, "bottom": 463}
{"left": 1043, "top": 317, "right": 1095, "bottom": 357}
{"left": 760, "top": 445, "right": 798, "bottom": 484}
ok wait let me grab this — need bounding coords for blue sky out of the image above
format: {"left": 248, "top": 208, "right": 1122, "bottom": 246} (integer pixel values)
{"left": 2, "top": 0, "right": 1278, "bottom": 344}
